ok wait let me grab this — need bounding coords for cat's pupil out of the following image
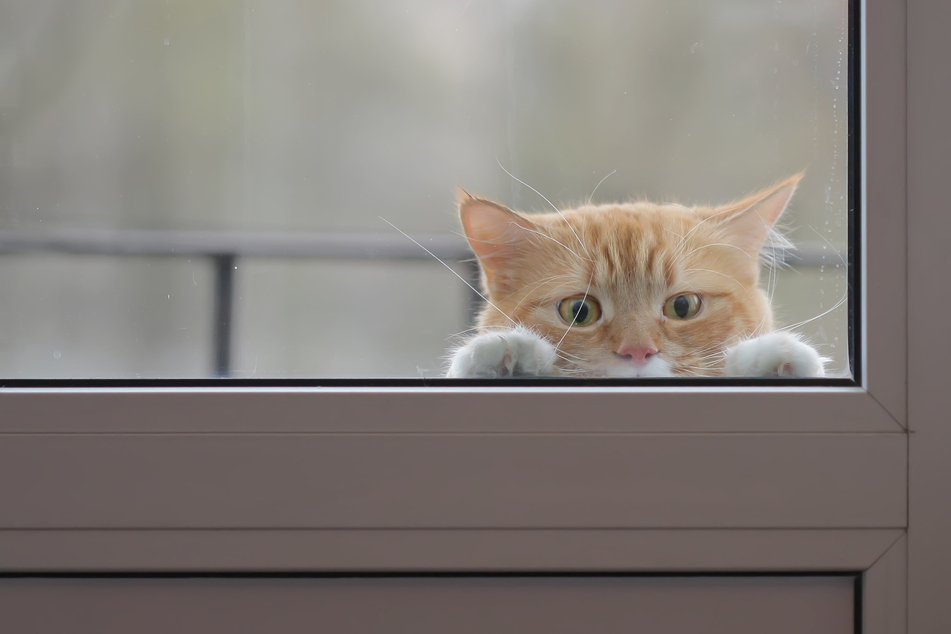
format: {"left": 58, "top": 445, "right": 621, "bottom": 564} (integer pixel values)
{"left": 572, "top": 301, "right": 588, "bottom": 323}
{"left": 673, "top": 295, "right": 689, "bottom": 318}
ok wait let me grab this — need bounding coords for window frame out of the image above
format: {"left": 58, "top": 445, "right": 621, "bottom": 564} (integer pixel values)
{"left": 0, "top": 0, "right": 927, "bottom": 630}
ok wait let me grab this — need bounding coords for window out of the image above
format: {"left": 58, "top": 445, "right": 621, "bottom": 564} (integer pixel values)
{"left": 1, "top": 0, "right": 938, "bottom": 631}
{"left": 1, "top": 0, "right": 851, "bottom": 380}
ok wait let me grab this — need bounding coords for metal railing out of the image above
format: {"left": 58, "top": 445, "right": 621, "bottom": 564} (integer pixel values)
{"left": 0, "top": 229, "right": 479, "bottom": 376}
{"left": 0, "top": 229, "right": 841, "bottom": 376}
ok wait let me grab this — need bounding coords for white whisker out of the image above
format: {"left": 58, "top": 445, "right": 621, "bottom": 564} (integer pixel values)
{"left": 661, "top": 202, "right": 693, "bottom": 212}
{"left": 678, "top": 206, "right": 734, "bottom": 243}
{"left": 554, "top": 348, "right": 587, "bottom": 362}
{"left": 683, "top": 268, "right": 754, "bottom": 299}
{"left": 515, "top": 225, "right": 592, "bottom": 262}
{"left": 496, "top": 157, "right": 591, "bottom": 257}
{"left": 664, "top": 228, "right": 685, "bottom": 241}
{"left": 587, "top": 169, "right": 617, "bottom": 204}
{"left": 553, "top": 269, "right": 595, "bottom": 353}
{"left": 777, "top": 292, "right": 848, "bottom": 332}
{"left": 805, "top": 224, "right": 849, "bottom": 268}
{"left": 445, "top": 327, "right": 482, "bottom": 341}
{"left": 513, "top": 280, "right": 575, "bottom": 312}
{"left": 681, "top": 242, "right": 756, "bottom": 261}
{"left": 380, "top": 217, "right": 518, "bottom": 328}
{"left": 500, "top": 274, "right": 574, "bottom": 304}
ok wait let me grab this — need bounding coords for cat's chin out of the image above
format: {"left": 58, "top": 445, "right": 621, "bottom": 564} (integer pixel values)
{"left": 595, "top": 358, "right": 673, "bottom": 378}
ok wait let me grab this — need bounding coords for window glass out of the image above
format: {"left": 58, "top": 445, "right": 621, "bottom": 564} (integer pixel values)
{"left": 0, "top": 0, "right": 849, "bottom": 379}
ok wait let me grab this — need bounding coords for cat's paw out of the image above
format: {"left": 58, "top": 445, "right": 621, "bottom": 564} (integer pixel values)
{"left": 723, "top": 332, "right": 827, "bottom": 378}
{"left": 446, "top": 328, "right": 558, "bottom": 378}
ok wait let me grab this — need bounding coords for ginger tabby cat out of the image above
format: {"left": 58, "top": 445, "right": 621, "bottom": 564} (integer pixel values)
{"left": 447, "top": 175, "right": 827, "bottom": 378}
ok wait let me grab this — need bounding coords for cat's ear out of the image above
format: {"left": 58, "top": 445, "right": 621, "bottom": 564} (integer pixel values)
{"left": 458, "top": 188, "right": 536, "bottom": 288}
{"left": 709, "top": 173, "right": 803, "bottom": 255}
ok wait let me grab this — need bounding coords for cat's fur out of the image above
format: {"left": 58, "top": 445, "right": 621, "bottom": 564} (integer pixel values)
{"left": 446, "top": 175, "right": 827, "bottom": 378}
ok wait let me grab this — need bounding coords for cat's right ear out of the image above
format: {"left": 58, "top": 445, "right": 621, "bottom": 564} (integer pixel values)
{"left": 458, "top": 188, "right": 535, "bottom": 288}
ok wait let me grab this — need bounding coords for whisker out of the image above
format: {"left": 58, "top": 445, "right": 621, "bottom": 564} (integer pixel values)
{"left": 536, "top": 280, "right": 587, "bottom": 305}
{"left": 554, "top": 352, "right": 588, "bottom": 366}
{"left": 805, "top": 224, "right": 849, "bottom": 268}
{"left": 552, "top": 345, "right": 588, "bottom": 361}
{"left": 513, "top": 280, "right": 576, "bottom": 313}
{"left": 556, "top": 353, "right": 588, "bottom": 364}
{"left": 673, "top": 367, "right": 714, "bottom": 377}
{"left": 776, "top": 292, "right": 848, "bottom": 332}
{"left": 677, "top": 206, "right": 735, "bottom": 244}
{"left": 661, "top": 202, "right": 693, "bottom": 212}
{"left": 664, "top": 228, "right": 686, "bottom": 241}
{"left": 515, "top": 225, "right": 592, "bottom": 262}
{"left": 670, "top": 197, "right": 784, "bottom": 268}
{"left": 587, "top": 169, "right": 617, "bottom": 204}
{"left": 765, "top": 237, "right": 778, "bottom": 308}
{"left": 683, "top": 268, "right": 754, "bottom": 299}
{"left": 681, "top": 242, "right": 756, "bottom": 261}
{"left": 380, "top": 217, "right": 518, "bottom": 328}
{"left": 496, "top": 157, "right": 591, "bottom": 257}
{"left": 499, "top": 274, "right": 574, "bottom": 304}
{"left": 555, "top": 368, "right": 591, "bottom": 376}
{"left": 445, "top": 327, "right": 482, "bottom": 341}
{"left": 553, "top": 269, "right": 595, "bottom": 353}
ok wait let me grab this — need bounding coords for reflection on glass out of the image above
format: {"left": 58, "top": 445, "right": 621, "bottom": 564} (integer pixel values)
{"left": 0, "top": 0, "right": 849, "bottom": 379}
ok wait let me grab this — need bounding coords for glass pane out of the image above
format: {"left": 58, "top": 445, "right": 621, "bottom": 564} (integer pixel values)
{"left": 0, "top": 256, "right": 211, "bottom": 378}
{"left": 0, "top": 0, "right": 850, "bottom": 380}
{"left": 236, "top": 261, "right": 470, "bottom": 378}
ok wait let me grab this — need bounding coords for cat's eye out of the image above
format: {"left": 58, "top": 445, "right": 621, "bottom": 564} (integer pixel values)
{"left": 557, "top": 296, "right": 602, "bottom": 326}
{"left": 663, "top": 293, "right": 703, "bottom": 320}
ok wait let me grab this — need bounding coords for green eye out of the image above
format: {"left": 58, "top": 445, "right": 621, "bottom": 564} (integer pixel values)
{"left": 557, "top": 296, "right": 602, "bottom": 326}
{"left": 663, "top": 293, "right": 702, "bottom": 320}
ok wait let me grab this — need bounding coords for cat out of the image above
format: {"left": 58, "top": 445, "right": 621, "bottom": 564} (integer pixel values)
{"left": 446, "top": 174, "right": 828, "bottom": 378}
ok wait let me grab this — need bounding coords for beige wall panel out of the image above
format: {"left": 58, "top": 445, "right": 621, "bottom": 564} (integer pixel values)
{"left": 0, "top": 388, "right": 903, "bottom": 434}
{"left": 0, "top": 529, "right": 902, "bottom": 573}
{"left": 863, "top": 534, "right": 907, "bottom": 634}
{"left": 908, "top": 0, "right": 951, "bottom": 631}
{"left": 863, "top": 0, "right": 908, "bottom": 424}
{"left": 0, "top": 434, "right": 905, "bottom": 529}
{"left": 0, "top": 576, "right": 854, "bottom": 634}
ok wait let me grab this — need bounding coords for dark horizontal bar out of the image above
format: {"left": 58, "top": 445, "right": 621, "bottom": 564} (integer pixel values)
{"left": 0, "top": 230, "right": 473, "bottom": 262}
{"left": 0, "top": 229, "right": 844, "bottom": 266}
{"left": 0, "top": 376, "right": 856, "bottom": 388}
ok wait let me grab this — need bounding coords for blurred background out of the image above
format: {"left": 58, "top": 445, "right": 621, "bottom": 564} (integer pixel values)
{"left": 0, "top": 0, "right": 849, "bottom": 378}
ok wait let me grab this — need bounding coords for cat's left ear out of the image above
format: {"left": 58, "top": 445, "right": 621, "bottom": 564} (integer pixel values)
{"left": 457, "top": 188, "right": 538, "bottom": 290}
{"left": 710, "top": 173, "right": 803, "bottom": 255}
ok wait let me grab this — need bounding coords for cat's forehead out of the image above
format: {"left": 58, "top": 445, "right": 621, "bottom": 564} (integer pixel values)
{"left": 539, "top": 203, "right": 704, "bottom": 250}
{"left": 538, "top": 203, "right": 701, "bottom": 292}
{"left": 541, "top": 202, "right": 700, "bottom": 233}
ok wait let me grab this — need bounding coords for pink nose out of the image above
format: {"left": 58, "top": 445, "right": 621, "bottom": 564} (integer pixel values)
{"left": 616, "top": 345, "right": 659, "bottom": 365}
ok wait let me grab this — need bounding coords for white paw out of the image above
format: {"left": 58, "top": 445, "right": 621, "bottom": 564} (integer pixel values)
{"left": 446, "top": 328, "right": 558, "bottom": 378}
{"left": 723, "top": 332, "right": 827, "bottom": 378}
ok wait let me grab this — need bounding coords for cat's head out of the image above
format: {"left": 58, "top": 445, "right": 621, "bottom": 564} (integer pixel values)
{"left": 458, "top": 176, "right": 801, "bottom": 377}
